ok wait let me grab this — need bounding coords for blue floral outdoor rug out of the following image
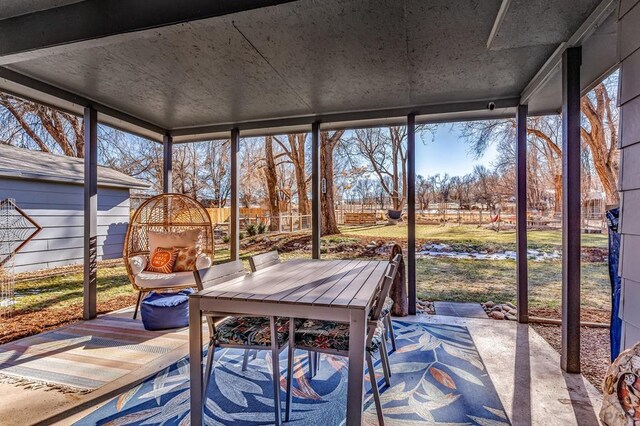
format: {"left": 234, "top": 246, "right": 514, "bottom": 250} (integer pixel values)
{"left": 77, "top": 321, "right": 510, "bottom": 425}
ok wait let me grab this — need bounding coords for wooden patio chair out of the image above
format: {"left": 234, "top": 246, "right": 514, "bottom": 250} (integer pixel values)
{"left": 248, "top": 250, "right": 280, "bottom": 272}
{"left": 123, "top": 193, "right": 214, "bottom": 318}
{"left": 196, "top": 259, "right": 299, "bottom": 425}
{"left": 285, "top": 254, "right": 402, "bottom": 425}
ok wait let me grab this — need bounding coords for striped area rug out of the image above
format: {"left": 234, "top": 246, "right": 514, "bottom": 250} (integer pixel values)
{"left": 0, "top": 311, "right": 189, "bottom": 393}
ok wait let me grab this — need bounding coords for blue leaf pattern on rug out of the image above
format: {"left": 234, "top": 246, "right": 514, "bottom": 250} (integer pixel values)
{"left": 76, "top": 321, "right": 510, "bottom": 425}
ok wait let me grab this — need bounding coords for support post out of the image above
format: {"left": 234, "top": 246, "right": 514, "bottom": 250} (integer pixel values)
{"left": 311, "top": 122, "right": 321, "bottom": 259}
{"left": 407, "top": 114, "right": 417, "bottom": 315}
{"left": 561, "top": 46, "right": 582, "bottom": 374}
{"left": 230, "top": 128, "right": 240, "bottom": 260}
{"left": 162, "top": 134, "right": 173, "bottom": 193}
{"left": 83, "top": 106, "right": 97, "bottom": 320}
{"left": 516, "top": 104, "right": 529, "bottom": 323}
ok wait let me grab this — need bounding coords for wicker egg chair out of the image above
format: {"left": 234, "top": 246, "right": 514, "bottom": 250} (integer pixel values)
{"left": 124, "top": 193, "right": 214, "bottom": 318}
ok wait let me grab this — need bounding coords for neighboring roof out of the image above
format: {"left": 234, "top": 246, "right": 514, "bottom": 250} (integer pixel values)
{"left": 0, "top": 144, "right": 150, "bottom": 189}
{"left": 0, "top": 0, "right": 619, "bottom": 142}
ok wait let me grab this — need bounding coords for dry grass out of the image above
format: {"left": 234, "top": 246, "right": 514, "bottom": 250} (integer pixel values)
{"left": 342, "top": 224, "right": 607, "bottom": 250}
{"left": 1, "top": 264, "right": 136, "bottom": 344}
{"left": 416, "top": 258, "right": 610, "bottom": 310}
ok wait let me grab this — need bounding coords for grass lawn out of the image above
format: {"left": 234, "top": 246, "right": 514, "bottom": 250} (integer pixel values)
{"left": 341, "top": 224, "right": 608, "bottom": 250}
{"left": 1, "top": 224, "right": 610, "bottom": 344}
{"left": 2, "top": 265, "right": 136, "bottom": 344}
{"left": 416, "top": 258, "right": 610, "bottom": 310}
{"left": 13, "top": 266, "right": 132, "bottom": 312}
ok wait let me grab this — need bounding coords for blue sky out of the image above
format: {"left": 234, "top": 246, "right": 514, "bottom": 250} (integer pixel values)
{"left": 415, "top": 124, "right": 497, "bottom": 177}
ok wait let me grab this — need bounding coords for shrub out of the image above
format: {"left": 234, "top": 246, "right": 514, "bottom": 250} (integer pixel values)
{"left": 222, "top": 235, "right": 230, "bottom": 244}
{"left": 257, "top": 221, "right": 266, "bottom": 234}
{"left": 246, "top": 223, "right": 257, "bottom": 237}
{"left": 239, "top": 232, "right": 245, "bottom": 240}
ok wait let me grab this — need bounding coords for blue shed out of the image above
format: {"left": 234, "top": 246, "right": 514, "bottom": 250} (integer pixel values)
{"left": 0, "top": 144, "right": 150, "bottom": 273}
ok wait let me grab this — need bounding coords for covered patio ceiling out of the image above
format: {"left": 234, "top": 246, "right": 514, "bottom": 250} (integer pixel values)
{"left": 0, "top": 0, "right": 619, "bottom": 142}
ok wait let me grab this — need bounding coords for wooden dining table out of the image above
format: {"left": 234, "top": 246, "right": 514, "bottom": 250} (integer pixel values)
{"left": 188, "top": 258, "right": 388, "bottom": 425}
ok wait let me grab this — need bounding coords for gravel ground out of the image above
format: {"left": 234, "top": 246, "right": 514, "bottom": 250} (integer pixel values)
{"left": 531, "top": 323, "right": 610, "bottom": 390}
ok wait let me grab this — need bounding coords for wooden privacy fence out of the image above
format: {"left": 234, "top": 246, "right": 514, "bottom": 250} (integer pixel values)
{"left": 207, "top": 208, "right": 265, "bottom": 225}
{"left": 206, "top": 208, "right": 311, "bottom": 233}
{"left": 416, "top": 210, "right": 495, "bottom": 224}
{"left": 344, "top": 212, "right": 377, "bottom": 225}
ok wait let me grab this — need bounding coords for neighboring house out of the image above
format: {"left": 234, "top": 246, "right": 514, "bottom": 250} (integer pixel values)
{"left": 0, "top": 144, "right": 149, "bottom": 273}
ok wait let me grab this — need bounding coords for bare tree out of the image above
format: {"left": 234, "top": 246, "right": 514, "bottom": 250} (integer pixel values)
{"left": 0, "top": 93, "right": 84, "bottom": 157}
{"left": 321, "top": 131, "right": 345, "bottom": 235}
{"left": 202, "top": 140, "right": 231, "bottom": 207}
{"left": 432, "top": 174, "right": 452, "bottom": 206}
{"left": 239, "top": 139, "right": 265, "bottom": 208}
{"left": 459, "top": 73, "right": 620, "bottom": 209}
{"left": 262, "top": 136, "right": 280, "bottom": 231}
{"left": 274, "top": 134, "right": 310, "bottom": 216}
{"left": 581, "top": 82, "right": 620, "bottom": 205}
{"left": 450, "top": 175, "right": 475, "bottom": 210}
{"left": 473, "top": 165, "right": 501, "bottom": 211}
{"left": 351, "top": 127, "right": 407, "bottom": 210}
{"left": 416, "top": 174, "right": 432, "bottom": 210}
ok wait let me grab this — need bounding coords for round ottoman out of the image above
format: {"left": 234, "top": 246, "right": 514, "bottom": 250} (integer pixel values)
{"left": 140, "top": 289, "right": 194, "bottom": 331}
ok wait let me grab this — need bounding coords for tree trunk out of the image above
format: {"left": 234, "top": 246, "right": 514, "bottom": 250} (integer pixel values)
{"left": 553, "top": 174, "right": 562, "bottom": 214}
{"left": 389, "top": 244, "right": 408, "bottom": 316}
{"left": 320, "top": 131, "right": 343, "bottom": 236}
{"left": 581, "top": 83, "right": 620, "bottom": 206}
{"left": 263, "top": 136, "right": 280, "bottom": 231}
{"left": 290, "top": 134, "right": 310, "bottom": 215}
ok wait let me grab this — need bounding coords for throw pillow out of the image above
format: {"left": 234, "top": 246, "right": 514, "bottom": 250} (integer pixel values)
{"left": 148, "top": 229, "right": 203, "bottom": 255}
{"left": 173, "top": 246, "right": 198, "bottom": 272}
{"left": 195, "top": 253, "right": 212, "bottom": 270}
{"left": 146, "top": 247, "right": 179, "bottom": 274}
{"left": 129, "top": 255, "right": 148, "bottom": 275}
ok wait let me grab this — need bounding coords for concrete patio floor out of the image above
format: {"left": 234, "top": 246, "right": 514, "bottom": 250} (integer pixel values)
{"left": 0, "top": 307, "right": 209, "bottom": 426}
{"left": 0, "top": 310, "right": 602, "bottom": 425}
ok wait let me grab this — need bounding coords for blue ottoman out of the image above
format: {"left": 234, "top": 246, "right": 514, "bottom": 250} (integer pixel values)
{"left": 140, "top": 289, "right": 194, "bottom": 331}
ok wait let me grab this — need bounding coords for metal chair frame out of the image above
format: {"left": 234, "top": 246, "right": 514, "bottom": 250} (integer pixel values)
{"left": 285, "top": 254, "right": 402, "bottom": 425}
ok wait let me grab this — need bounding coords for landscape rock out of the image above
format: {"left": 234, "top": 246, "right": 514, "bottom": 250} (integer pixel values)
{"left": 505, "top": 313, "right": 516, "bottom": 321}
{"left": 490, "top": 311, "right": 505, "bottom": 320}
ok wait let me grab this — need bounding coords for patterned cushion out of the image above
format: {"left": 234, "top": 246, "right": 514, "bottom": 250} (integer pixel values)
{"left": 145, "top": 247, "right": 179, "bottom": 274}
{"left": 215, "top": 317, "right": 301, "bottom": 347}
{"left": 294, "top": 319, "right": 385, "bottom": 353}
{"left": 148, "top": 229, "right": 202, "bottom": 256}
{"left": 173, "top": 246, "right": 198, "bottom": 272}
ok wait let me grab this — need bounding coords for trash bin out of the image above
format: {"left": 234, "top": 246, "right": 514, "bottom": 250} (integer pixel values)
{"left": 606, "top": 207, "right": 622, "bottom": 361}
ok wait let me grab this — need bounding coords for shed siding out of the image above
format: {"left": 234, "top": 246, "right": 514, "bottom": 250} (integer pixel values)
{"left": 618, "top": 0, "right": 640, "bottom": 350}
{"left": 0, "top": 178, "right": 130, "bottom": 273}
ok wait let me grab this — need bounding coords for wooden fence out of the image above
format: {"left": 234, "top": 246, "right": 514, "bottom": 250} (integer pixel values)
{"left": 344, "top": 212, "right": 377, "bottom": 225}
{"left": 207, "top": 207, "right": 265, "bottom": 225}
{"left": 206, "top": 208, "right": 311, "bottom": 233}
